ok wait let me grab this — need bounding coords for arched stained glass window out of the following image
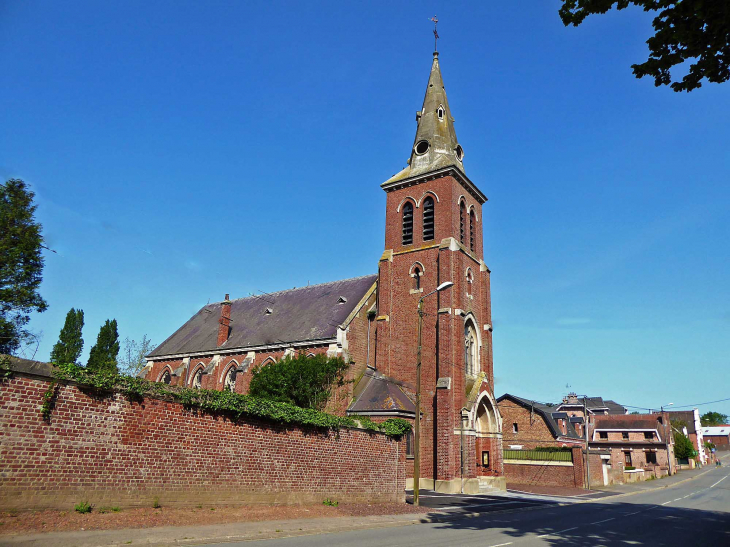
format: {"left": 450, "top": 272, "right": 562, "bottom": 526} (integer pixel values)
{"left": 224, "top": 367, "right": 237, "bottom": 392}
{"left": 423, "top": 197, "right": 434, "bottom": 241}
{"left": 160, "top": 370, "right": 171, "bottom": 385}
{"left": 464, "top": 321, "right": 478, "bottom": 377}
{"left": 402, "top": 202, "right": 414, "bottom": 245}
{"left": 192, "top": 368, "right": 203, "bottom": 389}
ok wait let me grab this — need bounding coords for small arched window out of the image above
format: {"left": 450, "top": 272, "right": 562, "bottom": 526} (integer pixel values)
{"left": 402, "top": 202, "right": 414, "bottom": 245}
{"left": 459, "top": 201, "right": 466, "bottom": 244}
{"left": 469, "top": 209, "right": 476, "bottom": 251}
{"left": 413, "top": 266, "right": 421, "bottom": 290}
{"left": 160, "top": 369, "right": 172, "bottom": 385}
{"left": 437, "top": 106, "right": 444, "bottom": 120}
{"left": 192, "top": 368, "right": 203, "bottom": 389}
{"left": 464, "top": 321, "right": 478, "bottom": 377}
{"left": 423, "top": 197, "right": 434, "bottom": 241}
{"left": 224, "top": 366, "right": 237, "bottom": 392}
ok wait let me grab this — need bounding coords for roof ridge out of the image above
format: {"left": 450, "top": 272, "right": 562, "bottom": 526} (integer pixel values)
{"left": 218, "top": 274, "right": 377, "bottom": 305}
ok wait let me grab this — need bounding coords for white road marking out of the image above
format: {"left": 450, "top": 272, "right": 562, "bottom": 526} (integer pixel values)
{"left": 673, "top": 498, "right": 682, "bottom": 502}
{"left": 488, "top": 543, "right": 513, "bottom": 547}
{"left": 623, "top": 510, "right": 644, "bottom": 516}
{"left": 661, "top": 501, "right": 671, "bottom": 506}
{"left": 537, "top": 526, "right": 578, "bottom": 538}
{"left": 710, "top": 475, "right": 728, "bottom": 488}
{"left": 590, "top": 518, "right": 615, "bottom": 525}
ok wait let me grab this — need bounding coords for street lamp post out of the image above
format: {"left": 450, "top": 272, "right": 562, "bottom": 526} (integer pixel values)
{"left": 661, "top": 403, "right": 674, "bottom": 475}
{"left": 414, "top": 280, "right": 453, "bottom": 507}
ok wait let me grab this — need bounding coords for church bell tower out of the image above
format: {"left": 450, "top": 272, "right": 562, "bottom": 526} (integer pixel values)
{"left": 374, "top": 50, "right": 504, "bottom": 493}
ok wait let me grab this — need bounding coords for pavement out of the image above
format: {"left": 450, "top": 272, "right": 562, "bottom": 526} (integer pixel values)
{"left": 2, "top": 454, "right": 728, "bottom": 547}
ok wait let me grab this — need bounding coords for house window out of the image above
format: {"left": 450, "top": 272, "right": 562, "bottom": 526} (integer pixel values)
{"left": 599, "top": 431, "right": 608, "bottom": 440}
{"left": 422, "top": 197, "right": 435, "bottom": 241}
{"left": 469, "top": 209, "right": 476, "bottom": 251}
{"left": 513, "top": 422, "right": 519, "bottom": 433}
{"left": 644, "top": 432, "right": 654, "bottom": 440}
{"left": 405, "top": 431, "right": 414, "bottom": 457}
{"left": 224, "top": 367, "right": 237, "bottom": 392}
{"left": 646, "top": 451, "right": 657, "bottom": 465}
{"left": 622, "top": 432, "right": 629, "bottom": 440}
{"left": 624, "top": 451, "right": 632, "bottom": 466}
{"left": 192, "top": 368, "right": 203, "bottom": 389}
{"left": 459, "top": 201, "right": 466, "bottom": 243}
{"left": 402, "top": 202, "right": 413, "bottom": 245}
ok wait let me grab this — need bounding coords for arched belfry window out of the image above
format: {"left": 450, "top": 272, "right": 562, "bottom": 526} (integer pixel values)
{"left": 469, "top": 209, "right": 476, "bottom": 251}
{"left": 402, "top": 202, "right": 414, "bottom": 245}
{"left": 465, "top": 321, "right": 478, "bottom": 377}
{"left": 437, "top": 105, "right": 444, "bottom": 120}
{"left": 224, "top": 366, "right": 237, "bottom": 392}
{"left": 459, "top": 201, "right": 466, "bottom": 244}
{"left": 423, "top": 197, "right": 434, "bottom": 241}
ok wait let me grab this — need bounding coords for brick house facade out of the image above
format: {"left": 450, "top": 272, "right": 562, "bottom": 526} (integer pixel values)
{"left": 142, "top": 50, "right": 504, "bottom": 493}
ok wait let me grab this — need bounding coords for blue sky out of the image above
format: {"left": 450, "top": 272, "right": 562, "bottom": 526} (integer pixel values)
{"left": 2, "top": 1, "right": 728, "bottom": 417}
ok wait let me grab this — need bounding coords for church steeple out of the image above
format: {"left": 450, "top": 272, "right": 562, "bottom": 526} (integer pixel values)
{"left": 384, "top": 52, "right": 465, "bottom": 185}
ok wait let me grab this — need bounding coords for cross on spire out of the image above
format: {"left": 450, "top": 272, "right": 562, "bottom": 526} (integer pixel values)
{"left": 430, "top": 16, "right": 439, "bottom": 53}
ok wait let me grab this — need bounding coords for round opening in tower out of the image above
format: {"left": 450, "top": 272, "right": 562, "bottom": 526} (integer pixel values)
{"left": 455, "top": 144, "right": 464, "bottom": 161}
{"left": 415, "top": 140, "right": 430, "bottom": 155}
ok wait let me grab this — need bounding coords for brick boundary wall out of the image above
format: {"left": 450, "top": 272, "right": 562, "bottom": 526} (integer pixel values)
{"left": 0, "top": 371, "right": 405, "bottom": 511}
{"left": 504, "top": 447, "right": 585, "bottom": 488}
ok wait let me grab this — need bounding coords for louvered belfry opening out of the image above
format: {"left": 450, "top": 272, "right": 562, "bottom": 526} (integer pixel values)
{"left": 469, "top": 209, "right": 475, "bottom": 251}
{"left": 423, "top": 197, "right": 435, "bottom": 241}
{"left": 402, "top": 202, "right": 414, "bottom": 245}
{"left": 459, "top": 201, "right": 465, "bottom": 243}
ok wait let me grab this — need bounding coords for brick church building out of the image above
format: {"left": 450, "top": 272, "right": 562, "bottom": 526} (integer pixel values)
{"left": 143, "top": 50, "right": 505, "bottom": 493}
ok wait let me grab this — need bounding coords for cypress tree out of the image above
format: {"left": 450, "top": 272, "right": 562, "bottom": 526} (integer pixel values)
{"left": 87, "top": 319, "right": 120, "bottom": 374}
{"left": 50, "top": 308, "right": 84, "bottom": 364}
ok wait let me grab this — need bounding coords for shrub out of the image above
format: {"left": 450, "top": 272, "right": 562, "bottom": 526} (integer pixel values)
{"left": 152, "top": 497, "right": 161, "bottom": 509}
{"left": 74, "top": 501, "right": 92, "bottom": 514}
{"left": 323, "top": 498, "right": 338, "bottom": 507}
{"left": 248, "top": 353, "right": 349, "bottom": 410}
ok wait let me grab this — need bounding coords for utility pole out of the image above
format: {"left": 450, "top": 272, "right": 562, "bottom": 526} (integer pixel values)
{"left": 584, "top": 395, "right": 590, "bottom": 489}
{"left": 413, "top": 281, "right": 453, "bottom": 507}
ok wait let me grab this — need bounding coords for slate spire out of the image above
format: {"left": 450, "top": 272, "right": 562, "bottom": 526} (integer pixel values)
{"left": 384, "top": 52, "right": 465, "bottom": 185}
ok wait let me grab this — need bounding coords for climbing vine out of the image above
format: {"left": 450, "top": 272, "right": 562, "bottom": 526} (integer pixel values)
{"left": 50, "top": 363, "right": 411, "bottom": 437}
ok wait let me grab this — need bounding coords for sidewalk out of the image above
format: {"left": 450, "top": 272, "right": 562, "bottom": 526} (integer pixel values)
{"left": 592, "top": 463, "right": 715, "bottom": 496}
{"left": 0, "top": 512, "right": 441, "bottom": 547}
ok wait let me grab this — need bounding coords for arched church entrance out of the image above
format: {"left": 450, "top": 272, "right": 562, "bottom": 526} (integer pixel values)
{"left": 474, "top": 394, "right": 500, "bottom": 477}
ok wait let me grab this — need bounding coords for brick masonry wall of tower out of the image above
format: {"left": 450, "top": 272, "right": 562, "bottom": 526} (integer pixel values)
{"left": 375, "top": 174, "right": 499, "bottom": 483}
{"left": 0, "top": 374, "right": 406, "bottom": 510}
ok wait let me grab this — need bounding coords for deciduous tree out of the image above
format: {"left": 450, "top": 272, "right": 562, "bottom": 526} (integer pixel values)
{"left": 87, "top": 319, "right": 120, "bottom": 374}
{"left": 118, "top": 335, "right": 156, "bottom": 376}
{"left": 0, "top": 179, "right": 48, "bottom": 355}
{"left": 559, "top": 1, "right": 730, "bottom": 91}
{"left": 50, "top": 308, "right": 84, "bottom": 365}
{"left": 701, "top": 411, "right": 729, "bottom": 426}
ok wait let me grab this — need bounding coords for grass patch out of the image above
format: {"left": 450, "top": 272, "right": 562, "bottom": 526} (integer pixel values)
{"left": 74, "top": 501, "right": 93, "bottom": 514}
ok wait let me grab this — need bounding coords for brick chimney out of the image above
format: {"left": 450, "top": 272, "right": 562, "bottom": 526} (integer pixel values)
{"left": 217, "top": 294, "right": 231, "bottom": 346}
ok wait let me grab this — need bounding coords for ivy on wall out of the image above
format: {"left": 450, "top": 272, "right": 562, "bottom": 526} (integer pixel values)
{"left": 49, "top": 363, "right": 411, "bottom": 438}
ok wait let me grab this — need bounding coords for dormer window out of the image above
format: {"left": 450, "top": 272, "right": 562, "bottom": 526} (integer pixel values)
{"left": 337, "top": 296, "right": 347, "bottom": 304}
{"left": 265, "top": 307, "right": 273, "bottom": 315}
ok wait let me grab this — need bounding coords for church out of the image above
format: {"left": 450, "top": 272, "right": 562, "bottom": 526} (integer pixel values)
{"left": 142, "top": 48, "right": 505, "bottom": 493}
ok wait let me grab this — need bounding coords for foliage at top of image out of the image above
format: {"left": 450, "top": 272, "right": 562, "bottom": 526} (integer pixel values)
{"left": 51, "top": 362, "right": 411, "bottom": 438}
{"left": 248, "top": 353, "right": 350, "bottom": 411}
{"left": 86, "top": 319, "right": 120, "bottom": 374}
{"left": 0, "top": 179, "right": 47, "bottom": 355}
{"left": 559, "top": 1, "right": 730, "bottom": 91}
{"left": 50, "top": 308, "right": 85, "bottom": 365}
{"left": 701, "top": 411, "right": 728, "bottom": 427}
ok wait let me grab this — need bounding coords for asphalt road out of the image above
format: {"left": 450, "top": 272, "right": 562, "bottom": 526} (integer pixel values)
{"left": 207, "top": 464, "right": 730, "bottom": 546}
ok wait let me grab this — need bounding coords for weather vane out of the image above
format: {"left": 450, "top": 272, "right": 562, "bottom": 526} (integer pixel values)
{"left": 430, "top": 15, "right": 439, "bottom": 53}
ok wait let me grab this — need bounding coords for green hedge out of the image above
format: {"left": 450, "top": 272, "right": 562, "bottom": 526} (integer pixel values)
{"left": 49, "top": 363, "right": 411, "bottom": 438}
